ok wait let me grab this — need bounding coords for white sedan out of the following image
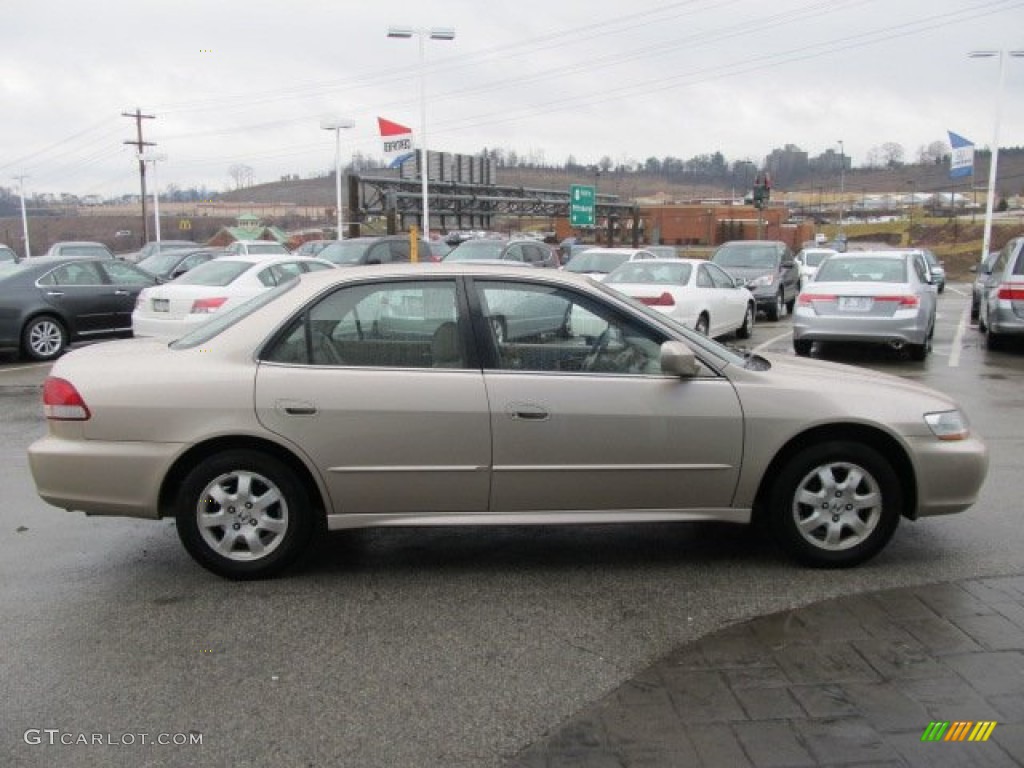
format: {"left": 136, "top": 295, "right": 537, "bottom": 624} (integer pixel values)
{"left": 603, "top": 258, "right": 755, "bottom": 339}
{"left": 133, "top": 254, "right": 335, "bottom": 340}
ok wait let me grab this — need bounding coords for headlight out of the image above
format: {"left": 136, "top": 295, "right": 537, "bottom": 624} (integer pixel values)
{"left": 750, "top": 274, "right": 775, "bottom": 288}
{"left": 925, "top": 410, "right": 969, "bottom": 441}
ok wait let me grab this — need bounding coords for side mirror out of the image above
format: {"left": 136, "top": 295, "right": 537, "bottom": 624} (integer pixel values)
{"left": 660, "top": 341, "right": 700, "bottom": 377}
{"left": 733, "top": 276, "right": 746, "bottom": 288}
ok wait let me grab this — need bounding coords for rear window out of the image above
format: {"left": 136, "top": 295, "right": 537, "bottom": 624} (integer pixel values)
{"left": 173, "top": 259, "right": 251, "bottom": 286}
{"left": 246, "top": 242, "right": 288, "bottom": 254}
{"left": 563, "top": 252, "right": 630, "bottom": 274}
{"left": 445, "top": 240, "right": 505, "bottom": 261}
{"left": 816, "top": 258, "right": 907, "bottom": 283}
{"left": 319, "top": 241, "right": 371, "bottom": 265}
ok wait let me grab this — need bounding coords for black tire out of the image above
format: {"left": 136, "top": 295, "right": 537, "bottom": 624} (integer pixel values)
{"left": 907, "top": 342, "right": 928, "bottom": 361}
{"left": 175, "top": 450, "right": 315, "bottom": 579}
{"left": 768, "top": 441, "right": 902, "bottom": 568}
{"left": 735, "top": 303, "right": 754, "bottom": 339}
{"left": 22, "top": 315, "right": 68, "bottom": 361}
{"left": 793, "top": 339, "right": 813, "bottom": 356}
{"left": 986, "top": 326, "right": 1005, "bottom": 351}
{"left": 695, "top": 313, "right": 710, "bottom": 336}
{"left": 785, "top": 294, "right": 796, "bottom": 314}
{"left": 766, "top": 292, "right": 783, "bottom": 321}
{"left": 970, "top": 298, "right": 980, "bottom": 323}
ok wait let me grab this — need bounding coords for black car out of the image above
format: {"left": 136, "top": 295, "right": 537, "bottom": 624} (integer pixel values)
{"left": 136, "top": 247, "right": 228, "bottom": 281}
{"left": 710, "top": 240, "right": 799, "bottom": 321}
{"left": 443, "top": 238, "right": 558, "bottom": 268}
{"left": 0, "top": 256, "right": 158, "bottom": 361}
{"left": 317, "top": 235, "right": 435, "bottom": 266}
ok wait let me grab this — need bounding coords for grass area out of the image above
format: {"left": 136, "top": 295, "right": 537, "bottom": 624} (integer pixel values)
{"left": 820, "top": 215, "right": 1024, "bottom": 279}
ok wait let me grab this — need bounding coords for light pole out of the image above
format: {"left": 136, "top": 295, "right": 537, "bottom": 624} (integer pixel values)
{"left": 320, "top": 117, "right": 355, "bottom": 239}
{"left": 387, "top": 25, "right": 455, "bottom": 238}
{"left": 837, "top": 140, "right": 845, "bottom": 237}
{"left": 141, "top": 153, "right": 167, "bottom": 243}
{"left": 969, "top": 50, "right": 1024, "bottom": 261}
{"left": 907, "top": 180, "right": 915, "bottom": 244}
{"left": 14, "top": 174, "right": 30, "bottom": 258}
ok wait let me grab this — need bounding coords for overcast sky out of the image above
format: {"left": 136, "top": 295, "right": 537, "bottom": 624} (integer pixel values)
{"left": 3, "top": 0, "right": 1023, "bottom": 197}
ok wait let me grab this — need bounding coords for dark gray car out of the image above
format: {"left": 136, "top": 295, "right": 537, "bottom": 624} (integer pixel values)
{"left": 318, "top": 235, "right": 434, "bottom": 266}
{"left": 710, "top": 240, "right": 799, "bottom": 321}
{"left": 0, "top": 256, "right": 158, "bottom": 361}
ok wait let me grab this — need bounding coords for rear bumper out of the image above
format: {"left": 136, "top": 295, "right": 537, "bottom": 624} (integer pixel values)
{"left": 792, "top": 310, "right": 930, "bottom": 345}
{"left": 988, "top": 303, "right": 1024, "bottom": 336}
{"left": 28, "top": 434, "right": 183, "bottom": 518}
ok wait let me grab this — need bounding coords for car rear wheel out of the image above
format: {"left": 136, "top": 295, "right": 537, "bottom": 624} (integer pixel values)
{"left": 766, "top": 291, "right": 784, "bottom": 321}
{"left": 793, "top": 339, "right": 812, "bottom": 356}
{"left": 695, "top": 313, "right": 710, "bottom": 336}
{"left": 986, "top": 325, "right": 1006, "bottom": 350}
{"left": 22, "top": 315, "right": 68, "bottom": 361}
{"left": 736, "top": 304, "right": 754, "bottom": 339}
{"left": 768, "top": 441, "right": 901, "bottom": 567}
{"left": 175, "top": 450, "right": 315, "bottom": 579}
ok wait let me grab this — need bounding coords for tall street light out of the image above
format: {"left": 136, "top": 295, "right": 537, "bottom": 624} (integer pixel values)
{"left": 837, "top": 140, "right": 845, "bottom": 237}
{"left": 969, "top": 49, "right": 1024, "bottom": 261}
{"left": 141, "top": 153, "right": 167, "bottom": 243}
{"left": 320, "top": 117, "right": 355, "bottom": 239}
{"left": 387, "top": 25, "right": 456, "bottom": 238}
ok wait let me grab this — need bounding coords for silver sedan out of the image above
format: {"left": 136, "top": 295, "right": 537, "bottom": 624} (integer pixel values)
{"left": 29, "top": 264, "right": 986, "bottom": 578}
{"left": 792, "top": 251, "right": 937, "bottom": 360}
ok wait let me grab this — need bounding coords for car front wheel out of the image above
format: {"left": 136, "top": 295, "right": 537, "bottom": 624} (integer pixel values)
{"left": 22, "top": 315, "right": 68, "bottom": 361}
{"left": 736, "top": 303, "right": 754, "bottom": 339}
{"left": 175, "top": 450, "right": 315, "bottom": 579}
{"left": 768, "top": 441, "right": 901, "bottom": 567}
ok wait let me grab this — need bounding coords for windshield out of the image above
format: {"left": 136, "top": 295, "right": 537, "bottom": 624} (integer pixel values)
{"left": 444, "top": 240, "right": 505, "bottom": 261}
{"left": 712, "top": 244, "right": 779, "bottom": 269}
{"left": 606, "top": 262, "right": 692, "bottom": 285}
{"left": 319, "top": 241, "right": 371, "bottom": 265}
{"left": 138, "top": 251, "right": 193, "bottom": 274}
{"left": 816, "top": 257, "right": 907, "bottom": 283}
{"left": 564, "top": 251, "right": 631, "bottom": 274}
{"left": 171, "top": 281, "right": 297, "bottom": 349}
{"left": 173, "top": 259, "right": 250, "bottom": 286}
{"left": 801, "top": 250, "right": 834, "bottom": 267}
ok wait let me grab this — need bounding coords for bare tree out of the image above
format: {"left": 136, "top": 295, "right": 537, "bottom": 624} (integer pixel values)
{"left": 228, "top": 164, "right": 254, "bottom": 190}
{"left": 880, "top": 142, "right": 905, "bottom": 168}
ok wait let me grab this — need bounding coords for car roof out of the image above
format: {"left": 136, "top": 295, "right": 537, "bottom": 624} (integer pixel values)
{"left": 51, "top": 241, "right": 109, "bottom": 247}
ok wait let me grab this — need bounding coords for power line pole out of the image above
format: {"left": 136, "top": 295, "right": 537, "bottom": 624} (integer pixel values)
{"left": 13, "top": 174, "right": 31, "bottom": 258}
{"left": 122, "top": 108, "right": 155, "bottom": 247}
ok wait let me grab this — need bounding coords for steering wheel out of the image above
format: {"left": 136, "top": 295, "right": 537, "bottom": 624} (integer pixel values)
{"left": 583, "top": 328, "right": 612, "bottom": 371}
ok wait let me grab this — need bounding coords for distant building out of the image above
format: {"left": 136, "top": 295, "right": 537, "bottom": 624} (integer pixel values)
{"left": 764, "top": 145, "right": 809, "bottom": 185}
{"left": 206, "top": 213, "right": 289, "bottom": 247}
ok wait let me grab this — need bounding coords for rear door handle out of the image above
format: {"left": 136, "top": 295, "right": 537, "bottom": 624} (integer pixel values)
{"left": 113, "top": 289, "right": 130, "bottom": 296}
{"left": 45, "top": 291, "right": 64, "bottom": 297}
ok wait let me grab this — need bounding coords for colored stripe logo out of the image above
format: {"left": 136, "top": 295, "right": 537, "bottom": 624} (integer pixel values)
{"left": 921, "top": 721, "right": 997, "bottom": 742}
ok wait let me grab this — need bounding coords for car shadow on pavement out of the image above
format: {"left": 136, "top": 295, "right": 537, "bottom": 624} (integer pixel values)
{"left": 302, "top": 522, "right": 781, "bottom": 577}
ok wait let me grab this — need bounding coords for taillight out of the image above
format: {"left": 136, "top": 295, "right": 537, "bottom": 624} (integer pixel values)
{"left": 42, "top": 377, "right": 91, "bottom": 421}
{"left": 997, "top": 284, "right": 1024, "bottom": 301}
{"left": 639, "top": 292, "right": 675, "bottom": 306}
{"left": 191, "top": 297, "right": 227, "bottom": 314}
{"left": 875, "top": 295, "right": 919, "bottom": 307}
{"left": 797, "top": 293, "right": 836, "bottom": 305}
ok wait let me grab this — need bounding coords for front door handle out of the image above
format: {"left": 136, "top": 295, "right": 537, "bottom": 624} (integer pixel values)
{"left": 45, "top": 291, "right": 64, "bottom": 297}
{"left": 506, "top": 403, "right": 550, "bottom": 421}
{"left": 276, "top": 399, "right": 317, "bottom": 416}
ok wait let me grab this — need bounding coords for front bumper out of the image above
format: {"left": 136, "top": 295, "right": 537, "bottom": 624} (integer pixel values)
{"left": 908, "top": 433, "right": 989, "bottom": 518}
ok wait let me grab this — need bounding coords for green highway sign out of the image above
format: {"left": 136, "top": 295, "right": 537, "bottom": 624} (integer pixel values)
{"left": 569, "top": 184, "right": 595, "bottom": 227}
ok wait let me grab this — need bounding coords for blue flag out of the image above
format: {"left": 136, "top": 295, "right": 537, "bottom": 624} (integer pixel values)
{"left": 948, "top": 131, "right": 974, "bottom": 179}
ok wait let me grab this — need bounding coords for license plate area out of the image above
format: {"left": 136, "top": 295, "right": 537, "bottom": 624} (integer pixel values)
{"left": 152, "top": 298, "right": 169, "bottom": 313}
{"left": 838, "top": 296, "right": 873, "bottom": 312}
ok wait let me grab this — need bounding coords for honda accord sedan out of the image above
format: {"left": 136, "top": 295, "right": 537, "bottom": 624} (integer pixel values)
{"left": 29, "top": 264, "right": 988, "bottom": 579}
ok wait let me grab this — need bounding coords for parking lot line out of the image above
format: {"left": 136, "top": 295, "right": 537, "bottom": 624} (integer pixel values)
{"left": 753, "top": 329, "right": 793, "bottom": 354}
{"left": 948, "top": 302, "right": 970, "bottom": 368}
{"left": 0, "top": 362, "right": 51, "bottom": 374}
